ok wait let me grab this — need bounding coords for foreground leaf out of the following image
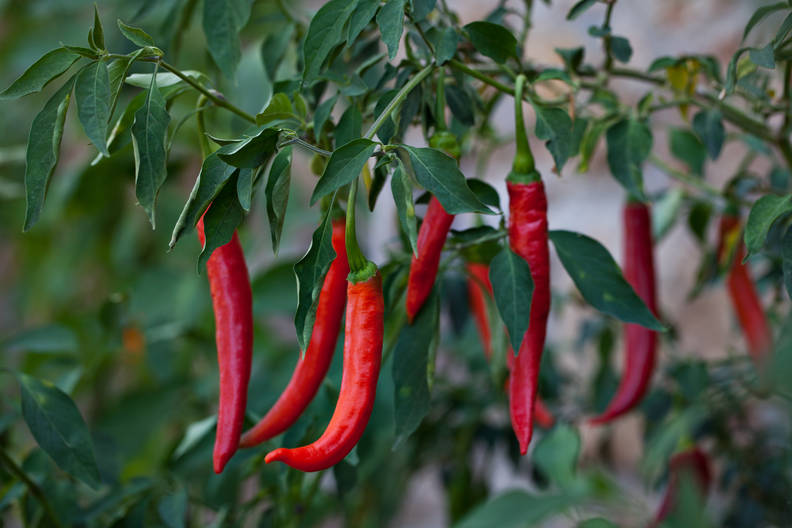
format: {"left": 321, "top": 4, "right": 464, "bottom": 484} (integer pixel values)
{"left": 0, "top": 48, "right": 79, "bottom": 100}
{"left": 265, "top": 146, "right": 293, "bottom": 254}
{"left": 490, "top": 247, "right": 534, "bottom": 353}
{"left": 606, "top": 118, "right": 652, "bottom": 200}
{"left": 302, "top": 0, "right": 360, "bottom": 84}
{"left": 311, "top": 139, "right": 377, "bottom": 204}
{"left": 198, "top": 171, "right": 245, "bottom": 270}
{"left": 75, "top": 60, "right": 111, "bottom": 156}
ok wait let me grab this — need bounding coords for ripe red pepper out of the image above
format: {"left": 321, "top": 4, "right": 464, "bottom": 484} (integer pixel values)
{"left": 197, "top": 215, "right": 253, "bottom": 474}
{"left": 239, "top": 219, "right": 349, "bottom": 448}
{"left": 264, "top": 272, "right": 384, "bottom": 471}
{"left": 718, "top": 215, "right": 772, "bottom": 362}
{"left": 468, "top": 262, "right": 554, "bottom": 429}
{"left": 591, "top": 201, "right": 657, "bottom": 424}
{"left": 651, "top": 447, "right": 712, "bottom": 527}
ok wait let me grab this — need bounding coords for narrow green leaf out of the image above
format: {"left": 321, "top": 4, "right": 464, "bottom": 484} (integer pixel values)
{"left": 393, "top": 289, "right": 439, "bottom": 445}
{"left": 347, "top": 0, "right": 380, "bottom": 44}
{"left": 606, "top": 118, "right": 652, "bottom": 200}
{"left": 294, "top": 205, "right": 337, "bottom": 351}
{"left": 549, "top": 230, "right": 665, "bottom": 330}
{"left": 749, "top": 43, "right": 776, "bottom": 69}
{"left": 0, "top": 48, "right": 79, "bottom": 99}
{"left": 173, "top": 415, "right": 216, "bottom": 459}
{"left": 169, "top": 151, "right": 236, "bottom": 249}
{"left": 125, "top": 70, "right": 210, "bottom": 89}
{"left": 532, "top": 103, "right": 574, "bottom": 170}
{"left": 567, "top": 0, "right": 598, "bottom": 20}
{"left": 391, "top": 163, "right": 418, "bottom": 255}
{"left": 454, "top": 491, "right": 574, "bottom": 528}
{"left": 217, "top": 127, "right": 279, "bottom": 168}
{"left": 533, "top": 425, "right": 581, "bottom": 489}
{"left": 261, "top": 25, "right": 294, "bottom": 80}
{"left": 236, "top": 168, "right": 253, "bottom": 211}
{"left": 18, "top": 373, "right": 101, "bottom": 489}
{"left": 75, "top": 60, "right": 111, "bottom": 156}
{"left": 117, "top": 19, "right": 156, "bottom": 47}
{"left": 669, "top": 129, "right": 706, "bottom": 176}
{"left": 743, "top": 2, "right": 788, "bottom": 41}
{"left": 131, "top": 75, "right": 171, "bottom": 228}
{"left": 108, "top": 49, "right": 144, "bottom": 119}
{"left": 410, "top": 0, "right": 436, "bottom": 20}
{"left": 377, "top": 0, "right": 406, "bottom": 60}
{"left": 23, "top": 77, "right": 74, "bottom": 231}
{"left": 464, "top": 21, "right": 517, "bottom": 64}
{"left": 401, "top": 145, "right": 491, "bottom": 214}
{"left": 302, "top": 0, "right": 360, "bottom": 84}
{"left": 692, "top": 109, "right": 724, "bottom": 160}
{"left": 255, "top": 92, "right": 300, "bottom": 128}
{"left": 489, "top": 247, "right": 534, "bottom": 353}
{"left": 783, "top": 226, "right": 792, "bottom": 300}
{"left": 335, "top": 105, "right": 362, "bottom": 148}
{"left": 265, "top": 146, "right": 292, "bottom": 254}
{"left": 91, "top": 5, "right": 105, "bottom": 50}
{"left": 198, "top": 172, "right": 245, "bottom": 270}
{"left": 428, "top": 26, "right": 459, "bottom": 65}
{"left": 313, "top": 94, "right": 338, "bottom": 139}
{"left": 311, "top": 138, "right": 377, "bottom": 204}
{"left": 203, "top": 0, "right": 254, "bottom": 79}
{"left": 744, "top": 194, "right": 792, "bottom": 256}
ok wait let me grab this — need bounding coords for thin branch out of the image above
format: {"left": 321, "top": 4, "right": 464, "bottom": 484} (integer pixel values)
{"left": 0, "top": 449, "right": 65, "bottom": 528}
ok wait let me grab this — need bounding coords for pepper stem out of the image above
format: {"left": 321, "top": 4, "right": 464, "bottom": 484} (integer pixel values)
{"left": 512, "top": 74, "right": 535, "bottom": 175}
{"left": 436, "top": 67, "right": 447, "bottom": 132}
{"left": 345, "top": 179, "right": 375, "bottom": 282}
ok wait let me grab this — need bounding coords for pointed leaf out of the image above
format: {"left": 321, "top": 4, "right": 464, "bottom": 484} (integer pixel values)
{"left": 117, "top": 19, "right": 156, "bottom": 47}
{"left": 347, "top": 0, "right": 380, "bottom": 44}
{"left": 489, "top": 247, "right": 534, "bottom": 353}
{"left": 217, "top": 127, "right": 279, "bottom": 168}
{"left": 567, "top": 0, "right": 598, "bottom": 20}
{"left": 606, "top": 118, "right": 652, "bottom": 200}
{"left": 311, "top": 138, "right": 377, "bottom": 204}
{"left": 302, "top": 0, "right": 360, "bottom": 84}
{"left": 198, "top": 172, "right": 245, "bottom": 270}
{"left": 203, "top": 0, "right": 254, "bottom": 79}
{"left": 0, "top": 48, "right": 79, "bottom": 100}
{"left": 265, "top": 146, "right": 292, "bottom": 254}
{"left": 692, "top": 109, "right": 724, "bottom": 160}
{"left": 75, "top": 60, "right": 111, "bottom": 155}
{"left": 743, "top": 2, "right": 788, "bottom": 41}
{"left": 91, "top": 5, "right": 105, "bottom": 50}
{"left": 391, "top": 163, "right": 418, "bottom": 255}
{"left": 464, "top": 21, "right": 517, "bottom": 64}
{"left": 744, "top": 194, "right": 792, "bottom": 256}
{"left": 532, "top": 103, "right": 574, "bottom": 170}
{"left": 377, "top": 0, "right": 406, "bottom": 59}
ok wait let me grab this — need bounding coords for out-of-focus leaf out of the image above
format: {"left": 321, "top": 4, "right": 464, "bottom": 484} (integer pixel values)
{"left": 202, "top": 0, "right": 254, "bottom": 79}
{"left": 464, "top": 21, "right": 517, "bottom": 64}
{"left": 744, "top": 194, "right": 792, "bottom": 256}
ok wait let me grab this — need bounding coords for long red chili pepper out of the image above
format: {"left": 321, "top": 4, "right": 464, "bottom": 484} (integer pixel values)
{"left": 467, "top": 262, "right": 554, "bottom": 429}
{"left": 718, "top": 214, "right": 772, "bottom": 363}
{"left": 239, "top": 219, "right": 349, "bottom": 448}
{"left": 506, "top": 75, "right": 551, "bottom": 454}
{"left": 197, "top": 215, "right": 253, "bottom": 474}
{"left": 650, "top": 447, "right": 712, "bottom": 527}
{"left": 590, "top": 201, "right": 657, "bottom": 424}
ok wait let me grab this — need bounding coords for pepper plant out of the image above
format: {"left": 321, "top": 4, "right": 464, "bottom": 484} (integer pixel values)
{"left": 1, "top": 0, "right": 792, "bottom": 526}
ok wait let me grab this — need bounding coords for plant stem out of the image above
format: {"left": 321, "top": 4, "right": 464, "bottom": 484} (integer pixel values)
{"left": 345, "top": 179, "right": 368, "bottom": 274}
{"left": 0, "top": 449, "right": 65, "bottom": 528}
{"left": 648, "top": 154, "right": 723, "bottom": 201}
{"left": 512, "top": 75, "right": 535, "bottom": 174}
{"left": 448, "top": 59, "right": 516, "bottom": 96}
{"left": 364, "top": 63, "right": 435, "bottom": 140}
{"left": 436, "top": 67, "right": 447, "bottom": 131}
{"left": 195, "top": 95, "right": 211, "bottom": 158}
{"left": 278, "top": 136, "right": 333, "bottom": 157}
{"left": 602, "top": 0, "right": 617, "bottom": 74}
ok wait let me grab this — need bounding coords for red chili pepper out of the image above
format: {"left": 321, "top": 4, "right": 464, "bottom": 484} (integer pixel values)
{"left": 718, "top": 215, "right": 772, "bottom": 362}
{"left": 406, "top": 197, "right": 454, "bottom": 324}
{"left": 197, "top": 215, "right": 253, "bottom": 474}
{"left": 239, "top": 219, "right": 349, "bottom": 448}
{"left": 468, "top": 262, "right": 554, "bottom": 429}
{"left": 507, "top": 179, "right": 551, "bottom": 454}
{"left": 651, "top": 447, "right": 712, "bottom": 527}
{"left": 264, "top": 272, "right": 384, "bottom": 471}
{"left": 590, "top": 201, "right": 657, "bottom": 424}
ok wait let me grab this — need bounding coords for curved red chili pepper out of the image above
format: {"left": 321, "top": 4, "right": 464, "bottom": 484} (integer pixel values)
{"left": 651, "top": 447, "right": 712, "bottom": 527}
{"left": 507, "top": 180, "right": 551, "bottom": 454}
{"left": 718, "top": 215, "right": 772, "bottom": 362}
{"left": 197, "top": 215, "right": 253, "bottom": 474}
{"left": 406, "top": 197, "right": 454, "bottom": 323}
{"left": 468, "top": 262, "right": 554, "bottom": 429}
{"left": 239, "top": 220, "right": 349, "bottom": 448}
{"left": 591, "top": 201, "right": 657, "bottom": 424}
{"left": 265, "top": 273, "right": 384, "bottom": 471}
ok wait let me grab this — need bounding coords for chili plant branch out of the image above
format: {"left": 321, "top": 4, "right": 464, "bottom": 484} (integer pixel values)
{"left": 0, "top": 449, "right": 65, "bottom": 528}
{"left": 364, "top": 63, "right": 435, "bottom": 140}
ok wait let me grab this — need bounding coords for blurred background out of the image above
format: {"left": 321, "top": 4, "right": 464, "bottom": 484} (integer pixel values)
{"left": 1, "top": 0, "right": 789, "bottom": 526}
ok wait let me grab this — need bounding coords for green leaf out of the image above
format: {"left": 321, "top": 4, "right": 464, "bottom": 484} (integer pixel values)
{"left": 489, "top": 247, "right": 534, "bottom": 353}
{"left": 0, "top": 48, "right": 79, "bottom": 99}
{"left": 744, "top": 194, "right": 792, "bottom": 256}
{"left": 117, "top": 19, "right": 156, "bottom": 47}
{"left": 774, "top": 11, "right": 792, "bottom": 46}
{"left": 311, "top": 139, "right": 377, "bottom": 204}
{"left": 377, "top": 0, "right": 406, "bottom": 59}
{"left": 749, "top": 43, "right": 775, "bottom": 69}
{"left": 18, "top": 373, "right": 101, "bottom": 489}
{"left": 125, "top": 70, "right": 210, "bottom": 89}
{"left": 173, "top": 415, "right": 216, "bottom": 459}
{"left": 75, "top": 60, "right": 111, "bottom": 156}
{"left": 464, "top": 21, "right": 517, "bottom": 64}
{"left": 2, "top": 324, "right": 78, "bottom": 354}
{"left": 131, "top": 75, "right": 171, "bottom": 228}
{"left": 169, "top": 151, "right": 236, "bottom": 249}
{"left": 391, "top": 163, "right": 418, "bottom": 255}
{"left": 468, "top": 178, "right": 500, "bottom": 210}
{"left": 255, "top": 92, "right": 301, "bottom": 128}
{"left": 293, "top": 205, "right": 337, "bottom": 351}
{"left": 302, "top": 0, "right": 360, "bottom": 84}
{"left": 198, "top": 172, "right": 245, "bottom": 270}
{"left": 669, "top": 129, "right": 706, "bottom": 176}
{"left": 346, "top": 0, "right": 379, "bottom": 45}
{"left": 610, "top": 36, "right": 633, "bottom": 63}
{"left": 549, "top": 230, "right": 665, "bottom": 330}
{"left": 393, "top": 289, "right": 439, "bottom": 445}
{"left": 606, "top": 118, "right": 652, "bottom": 200}
{"left": 236, "top": 168, "right": 253, "bottom": 211}
{"left": 428, "top": 26, "right": 459, "bottom": 64}
{"left": 743, "top": 2, "right": 788, "bottom": 41}
{"left": 108, "top": 49, "right": 144, "bottom": 119}
{"left": 91, "top": 5, "right": 105, "bottom": 50}
{"left": 567, "top": 0, "right": 598, "bottom": 20}
{"left": 784, "top": 226, "right": 792, "bottom": 300}
{"left": 23, "top": 77, "right": 74, "bottom": 232}
{"left": 335, "top": 105, "right": 362, "bottom": 148}
{"left": 401, "top": 145, "right": 491, "bottom": 214}
{"left": 261, "top": 25, "right": 294, "bottom": 80}
{"left": 313, "top": 94, "right": 338, "bottom": 139}
{"left": 652, "top": 187, "right": 685, "bottom": 241}
{"left": 454, "top": 490, "right": 574, "bottom": 528}
{"left": 532, "top": 102, "right": 574, "bottom": 170}
{"left": 265, "top": 146, "right": 292, "bottom": 254}
{"left": 203, "top": 0, "right": 254, "bottom": 79}
{"left": 533, "top": 425, "right": 580, "bottom": 489}
{"left": 577, "top": 119, "right": 609, "bottom": 173}
{"left": 158, "top": 488, "right": 187, "bottom": 528}
{"left": 217, "top": 127, "right": 279, "bottom": 168}
{"left": 578, "top": 519, "right": 618, "bottom": 528}
{"left": 692, "top": 109, "right": 724, "bottom": 160}
{"left": 410, "top": 0, "right": 436, "bottom": 20}
{"left": 446, "top": 84, "right": 474, "bottom": 126}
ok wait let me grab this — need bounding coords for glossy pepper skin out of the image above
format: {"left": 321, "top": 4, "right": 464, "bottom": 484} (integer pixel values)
{"left": 507, "top": 180, "right": 551, "bottom": 454}
{"left": 651, "top": 447, "right": 712, "bottom": 527}
{"left": 239, "top": 220, "right": 349, "bottom": 448}
{"left": 467, "top": 262, "right": 554, "bottom": 429}
{"left": 591, "top": 202, "right": 658, "bottom": 424}
{"left": 197, "top": 216, "right": 253, "bottom": 474}
{"left": 406, "top": 197, "right": 454, "bottom": 323}
{"left": 265, "top": 273, "right": 384, "bottom": 471}
{"left": 718, "top": 215, "right": 772, "bottom": 362}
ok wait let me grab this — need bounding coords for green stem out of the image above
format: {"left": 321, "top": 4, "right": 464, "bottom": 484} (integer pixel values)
{"left": 0, "top": 449, "right": 65, "bottom": 528}
{"left": 345, "top": 179, "right": 368, "bottom": 275}
{"left": 195, "top": 94, "right": 211, "bottom": 158}
{"left": 436, "top": 67, "right": 447, "bottom": 131}
{"left": 512, "top": 75, "right": 535, "bottom": 174}
{"left": 365, "top": 63, "right": 435, "bottom": 140}
{"left": 448, "top": 59, "right": 516, "bottom": 96}
{"left": 648, "top": 154, "right": 723, "bottom": 202}
{"left": 277, "top": 136, "right": 333, "bottom": 157}
{"left": 602, "top": 0, "right": 616, "bottom": 74}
